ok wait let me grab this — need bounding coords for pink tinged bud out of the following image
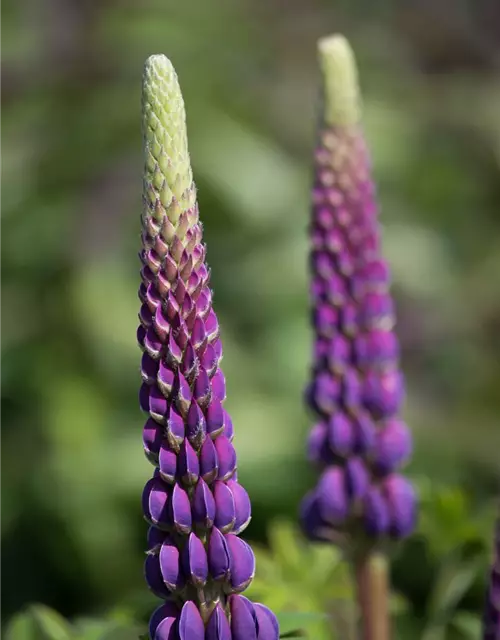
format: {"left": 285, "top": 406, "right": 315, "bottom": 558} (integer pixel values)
{"left": 186, "top": 401, "right": 207, "bottom": 449}
{"left": 359, "top": 259, "right": 391, "bottom": 291}
{"left": 182, "top": 533, "right": 208, "bottom": 587}
{"left": 230, "top": 595, "right": 257, "bottom": 640}
{"left": 200, "top": 437, "right": 219, "bottom": 484}
{"left": 326, "top": 273, "right": 347, "bottom": 307}
{"left": 363, "top": 486, "right": 390, "bottom": 536}
{"left": 166, "top": 404, "right": 185, "bottom": 451}
{"left": 313, "top": 304, "right": 338, "bottom": 338}
{"left": 227, "top": 480, "right": 252, "bottom": 534}
{"left": 328, "top": 412, "right": 354, "bottom": 457}
{"left": 174, "top": 372, "right": 192, "bottom": 419}
{"left": 363, "top": 370, "right": 404, "bottom": 418}
{"left": 149, "top": 602, "right": 180, "bottom": 640}
{"left": 192, "top": 478, "right": 215, "bottom": 529}
{"left": 143, "top": 418, "right": 163, "bottom": 464}
{"left": 345, "top": 458, "right": 369, "bottom": 501}
{"left": 177, "top": 601, "right": 204, "bottom": 640}
{"left": 384, "top": 474, "right": 417, "bottom": 538}
{"left": 169, "top": 483, "right": 192, "bottom": 534}
{"left": 356, "top": 330, "right": 398, "bottom": 368}
{"left": 206, "top": 398, "right": 225, "bottom": 439}
{"left": 208, "top": 527, "right": 231, "bottom": 581}
{"left": 144, "top": 326, "right": 163, "bottom": 359}
{"left": 158, "top": 536, "right": 183, "bottom": 591}
{"left": 373, "top": 418, "right": 412, "bottom": 474}
{"left": 143, "top": 477, "right": 170, "bottom": 529}
{"left": 226, "top": 534, "right": 255, "bottom": 592}
{"left": 159, "top": 442, "right": 177, "bottom": 484}
{"left": 317, "top": 467, "right": 348, "bottom": 524}
{"left": 327, "top": 335, "right": 351, "bottom": 374}
{"left": 213, "top": 481, "right": 236, "bottom": 533}
{"left": 307, "top": 372, "right": 340, "bottom": 416}
{"left": 205, "top": 603, "right": 231, "bottom": 640}
{"left": 144, "top": 553, "right": 170, "bottom": 598}
{"left": 214, "top": 436, "right": 237, "bottom": 481}
{"left": 158, "top": 362, "right": 175, "bottom": 396}
{"left": 142, "top": 353, "right": 159, "bottom": 385}
{"left": 149, "top": 386, "right": 168, "bottom": 423}
{"left": 193, "top": 367, "right": 211, "bottom": 409}
{"left": 254, "top": 603, "right": 280, "bottom": 640}
{"left": 359, "top": 292, "right": 394, "bottom": 329}
{"left": 177, "top": 439, "right": 199, "bottom": 485}
{"left": 211, "top": 369, "right": 226, "bottom": 402}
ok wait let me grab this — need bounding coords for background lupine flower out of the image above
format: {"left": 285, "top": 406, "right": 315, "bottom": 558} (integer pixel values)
{"left": 483, "top": 515, "right": 500, "bottom": 639}
{"left": 300, "top": 35, "right": 417, "bottom": 550}
{"left": 139, "top": 54, "right": 279, "bottom": 640}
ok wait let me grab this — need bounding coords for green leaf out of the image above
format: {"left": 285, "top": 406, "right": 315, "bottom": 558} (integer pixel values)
{"left": 5, "top": 605, "right": 73, "bottom": 640}
{"left": 450, "top": 612, "right": 482, "bottom": 638}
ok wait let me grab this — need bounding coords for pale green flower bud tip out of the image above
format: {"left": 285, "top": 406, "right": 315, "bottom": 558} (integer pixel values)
{"left": 317, "top": 34, "right": 361, "bottom": 126}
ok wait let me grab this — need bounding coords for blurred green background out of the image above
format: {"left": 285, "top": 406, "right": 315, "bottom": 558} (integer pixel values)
{"left": 3, "top": 0, "right": 500, "bottom": 638}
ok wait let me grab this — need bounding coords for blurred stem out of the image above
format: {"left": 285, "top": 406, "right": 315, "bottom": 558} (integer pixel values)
{"left": 354, "top": 552, "right": 390, "bottom": 640}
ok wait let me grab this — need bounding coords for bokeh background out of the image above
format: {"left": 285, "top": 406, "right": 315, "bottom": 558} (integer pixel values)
{"left": 3, "top": 0, "right": 500, "bottom": 638}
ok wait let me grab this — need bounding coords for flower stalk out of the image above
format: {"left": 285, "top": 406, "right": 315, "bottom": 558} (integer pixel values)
{"left": 299, "top": 35, "right": 417, "bottom": 640}
{"left": 139, "top": 54, "right": 279, "bottom": 640}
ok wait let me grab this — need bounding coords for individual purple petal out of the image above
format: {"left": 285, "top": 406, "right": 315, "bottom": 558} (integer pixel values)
{"left": 149, "top": 385, "right": 168, "bottom": 423}
{"left": 328, "top": 412, "right": 354, "bottom": 457}
{"left": 211, "top": 369, "right": 226, "bottom": 401}
{"left": 307, "top": 422, "right": 331, "bottom": 465}
{"left": 205, "top": 603, "right": 231, "bottom": 640}
{"left": 384, "top": 474, "right": 417, "bottom": 538}
{"left": 353, "top": 411, "right": 375, "bottom": 454}
{"left": 159, "top": 441, "right": 177, "bottom": 484}
{"left": 227, "top": 480, "right": 251, "bottom": 534}
{"left": 226, "top": 534, "right": 255, "bottom": 593}
{"left": 363, "top": 370, "right": 404, "bottom": 418}
{"left": 213, "top": 481, "right": 235, "bottom": 533}
{"left": 181, "top": 533, "right": 208, "bottom": 587}
{"left": 345, "top": 457, "right": 369, "bottom": 501}
{"left": 229, "top": 595, "right": 257, "bottom": 640}
{"left": 159, "top": 536, "right": 183, "bottom": 591}
{"left": 175, "top": 372, "right": 192, "bottom": 418}
{"left": 177, "top": 439, "right": 200, "bottom": 486}
{"left": 177, "top": 601, "right": 204, "bottom": 640}
{"left": 199, "top": 436, "right": 219, "bottom": 484}
{"left": 342, "top": 368, "right": 362, "bottom": 412}
{"left": 192, "top": 478, "right": 215, "bottom": 529}
{"left": 299, "top": 491, "right": 332, "bottom": 542}
{"left": 363, "top": 486, "right": 390, "bottom": 536}
{"left": 144, "top": 326, "right": 163, "bottom": 359}
{"left": 164, "top": 403, "right": 184, "bottom": 451}
{"left": 143, "top": 418, "right": 163, "bottom": 463}
{"left": 186, "top": 401, "right": 207, "bottom": 449}
{"left": 143, "top": 477, "right": 170, "bottom": 529}
{"left": 316, "top": 467, "right": 348, "bottom": 525}
{"left": 313, "top": 303, "right": 338, "bottom": 338}
{"left": 139, "top": 382, "right": 150, "bottom": 412}
{"left": 142, "top": 352, "right": 160, "bottom": 384}
{"left": 191, "top": 316, "right": 207, "bottom": 352}
{"left": 222, "top": 410, "right": 234, "bottom": 441}
{"left": 169, "top": 483, "right": 192, "bottom": 534}
{"left": 181, "top": 342, "right": 197, "bottom": 380}
{"left": 306, "top": 372, "right": 340, "bottom": 416}
{"left": 206, "top": 398, "right": 224, "bottom": 439}
{"left": 193, "top": 366, "right": 211, "bottom": 409}
{"left": 147, "top": 526, "right": 167, "bottom": 551}
{"left": 208, "top": 527, "right": 231, "bottom": 581}
{"left": 254, "top": 603, "right": 280, "bottom": 640}
{"left": 372, "top": 417, "right": 412, "bottom": 474}
{"left": 214, "top": 436, "right": 237, "bottom": 481}
{"left": 339, "top": 302, "right": 358, "bottom": 336}
{"left": 327, "top": 335, "right": 351, "bottom": 374}
{"left": 149, "top": 602, "right": 180, "bottom": 640}
{"left": 144, "top": 553, "right": 170, "bottom": 598}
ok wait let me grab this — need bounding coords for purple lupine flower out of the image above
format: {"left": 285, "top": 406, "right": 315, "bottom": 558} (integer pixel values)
{"left": 139, "top": 55, "right": 279, "bottom": 639}
{"left": 300, "top": 35, "right": 417, "bottom": 546}
{"left": 483, "top": 516, "right": 500, "bottom": 639}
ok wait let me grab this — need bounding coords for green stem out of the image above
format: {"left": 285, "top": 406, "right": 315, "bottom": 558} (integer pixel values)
{"left": 354, "top": 552, "right": 390, "bottom": 640}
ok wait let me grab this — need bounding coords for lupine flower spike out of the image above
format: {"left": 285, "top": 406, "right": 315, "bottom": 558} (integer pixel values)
{"left": 483, "top": 515, "right": 500, "bottom": 639}
{"left": 299, "top": 35, "right": 417, "bottom": 639}
{"left": 139, "top": 54, "right": 279, "bottom": 640}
